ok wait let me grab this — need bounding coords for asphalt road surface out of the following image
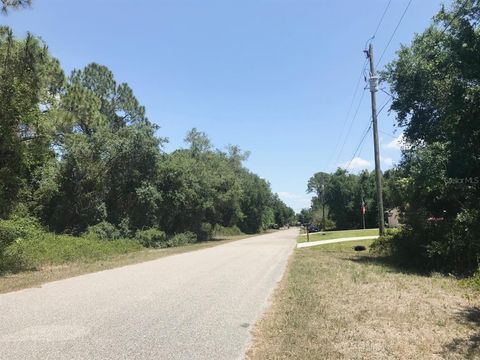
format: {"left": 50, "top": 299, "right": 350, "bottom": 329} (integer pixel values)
{"left": 0, "top": 229, "right": 297, "bottom": 360}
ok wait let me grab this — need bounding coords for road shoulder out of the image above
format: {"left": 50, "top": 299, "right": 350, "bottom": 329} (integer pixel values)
{"left": 0, "top": 234, "right": 260, "bottom": 294}
{"left": 247, "top": 240, "right": 480, "bottom": 359}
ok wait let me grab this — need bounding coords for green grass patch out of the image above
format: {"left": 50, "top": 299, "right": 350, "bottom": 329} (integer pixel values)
{"left": 298, "top": 228, "right": 379, "bottom": 243}
{"left": 460, "top": 271, "right": 480, "bottom": 291}
{"left": 0, "top": 220, "right": 265, "bottom": 294}
{"left": 248, "top": 233, "right": 480, "bottom": 360}
{"left": 309, "top": 239, "right": 374, "bottom": 251}
{"left": 6, "top": 235, "right": 142, "bottom": 270}
{"left": 212, "top": 225, "right": 244, "bottom": 238}
{"left": 0, "top": 217, "right": 142, "bottom": 273}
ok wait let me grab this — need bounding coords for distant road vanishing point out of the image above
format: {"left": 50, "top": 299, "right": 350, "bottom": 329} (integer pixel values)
{"left": 0, "top": 229, "right": 297, "bottom": 360}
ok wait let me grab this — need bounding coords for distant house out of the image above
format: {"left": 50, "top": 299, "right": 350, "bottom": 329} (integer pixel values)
{"left": 387, "top": 208, "right": 401, "bottom": 228}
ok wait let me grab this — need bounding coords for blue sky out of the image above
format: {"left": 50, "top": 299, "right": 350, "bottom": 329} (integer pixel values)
{"left": 3, "top": 0, "right": 445, "bottom": 212}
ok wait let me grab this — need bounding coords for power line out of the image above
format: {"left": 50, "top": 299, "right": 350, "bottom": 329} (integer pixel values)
{"left": 326, "top": 60, "right": 368, "bottom": 170}
{"left": 376, "top": 0, "right": 414, "bottom": 67}
{"left": 372, "top": 0, "right": 393, "bottom": 39}
{"left": 377, "top": 97, "right": 392, "bottom": 115}
{"left": 345, "top": 124, "right": 372, "bottom": 171}
{"left": 334, "top": 89, "right": 367, "bottom": 167}
{"left": 378, "top": 129, "right": 397, "bottom": 138}
{"left": 379, "top": 87, "right": 394, "bottom": 99}
{"left": 325, "top": 0, "right": 398, "bottom": 171}
{"left": 344, "top": 97, "right": 392, "bottom": 171}
{"left": 439, "top": 0, "right": 469, "bottom": 36}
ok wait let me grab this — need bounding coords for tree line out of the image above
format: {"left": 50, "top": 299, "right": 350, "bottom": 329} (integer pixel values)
{"left": 300, "top": 169, "right": 397, "bottom": 231}
{"left": 0, "top": 27, "right": 295, "bottom": 242}
{"left": 305, "top": 0, "right": 480, "bottom": 276}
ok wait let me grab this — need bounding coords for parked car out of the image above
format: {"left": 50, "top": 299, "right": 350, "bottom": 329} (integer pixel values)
{"left": 307, "top": 224, "right": 320, "bottom": 233}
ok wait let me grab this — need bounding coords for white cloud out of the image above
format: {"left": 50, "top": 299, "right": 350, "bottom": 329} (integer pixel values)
{"left": 385, "top": 133, "right": 406, "bottom": 150}
{"left": 277, "top": 192, "right": 312, "bottom": 213}
{"left": 338, "top": 157, "right": 372, "bottom": 171}
{"left": 381, "top": 156, "right": 394, "bottom": 167}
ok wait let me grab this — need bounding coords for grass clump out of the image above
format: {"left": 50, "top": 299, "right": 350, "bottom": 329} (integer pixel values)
{"left": 298, "top": 228, "right": 379, "bottom": 243}
{"left": 460, "top": 271, "right": 480, "bottom": 291}
{"left": 135, "top": 228, "right": 197, "bottom": 248}
{"left": 135, "top": 228, "right": 167, "bottom": 248}
{"left": 83, "top": 221, "right": 122, "bottom": 240}
{"left": 247, "top": 240, "right": 480, "bottom": 359}
{"left": 213, "top": 225, "right": 243, "bottom": 237}
{"left": 0, "top": 218, "right": 141, "bottom": 273}
{"left": 166, "top": 232, "right": 197, "bottom": 247}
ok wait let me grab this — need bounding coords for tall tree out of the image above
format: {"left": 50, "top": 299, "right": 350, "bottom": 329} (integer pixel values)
{"left": 1, "top": 0, "right": 31, "bottom": 13}
{"left": 40, "top": 63, "right": 161, "bottom": 233}
{"left": 0, "top": 28, "right": 64, "bottom": 218}
{"left": 383, "top": 0, "right": 480, "bottom": 274}
{"left": 307, "top": 172, "right": 330, "bottom": 229}
{"left": 67, "top": 63, "right": 148, "bottom": 132}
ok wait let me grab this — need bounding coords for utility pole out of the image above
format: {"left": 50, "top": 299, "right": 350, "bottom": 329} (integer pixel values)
{"left": 361, "top": 192, "right": 366, "bottom": 230}
{"left": 321, "top": 182, "right": 326, "bottom": 232}
{"left": 366, "top": 43, "right": 385, "bottom": 236}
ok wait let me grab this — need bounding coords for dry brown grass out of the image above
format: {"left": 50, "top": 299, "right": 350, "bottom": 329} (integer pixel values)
{"left": 0, "top": 235, "right": 258, "bottom": 294}
{"left": 247, "top": 240, "right": 480, "bottom": 360}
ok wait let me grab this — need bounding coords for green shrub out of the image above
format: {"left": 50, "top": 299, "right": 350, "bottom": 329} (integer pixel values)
{"left": 166, "top": 232, "right": 197, "bottom": 247}
{"left": 135, "top": 228, "right": 167, "bottom": 248}
{"left": 370, "top": 228, "right": 401, "bottom": 256}
{"left": 370, "top": 227, "right": 430, "bottom": 271}
{"left": 198, "top": 222, "right": 213, "bottom": 241}
{"left": 0, "top": 221, "right": 25, "bottom": 251}
{"left": 84, "top": 221, "right": 121, "bottom": 240}
{"left": 0, "top": 217, "right": 43, "bottom": 248}
{"left": 0, "top": 217, "right": 45, "bottom": 271}
{"left": 324, "top": 219, "right": 337, "bottom": 231}
{"left": 0, "top": 217, "right": 142, "bottom": 273}
{"left": 461, "top": 270, "right": 480, "bottom": 290}
{"left": 213, "top": 225, "right": 243, "bottom": 237}
{"left": 371, "top": 212, "right": 480, "bottom": 276}
{"left": 6, "top": 234, "right": 142, "bottom": 268}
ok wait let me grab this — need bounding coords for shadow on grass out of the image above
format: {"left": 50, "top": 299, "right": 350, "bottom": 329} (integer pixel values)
{"left": 0, "top": 264, "right": 37, "bottom": 277}
{"left": 338, "top": 251, "right": 480, "bottom": 358}
{"left": 441, "top": 306, "right": 480, "bottom": 358}
{"left": 344, "top": 253, "right": 432, "bottom": 277}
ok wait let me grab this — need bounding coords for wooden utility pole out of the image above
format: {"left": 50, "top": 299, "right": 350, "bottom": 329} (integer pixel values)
{"left": 321, "top": 181, "right": 326, "bottom": 231}
{"left": 361, "top": 193, "right": 366, "bottom": 230}
{"left": 366, "top": 44, "right": 385, "bottom": 236}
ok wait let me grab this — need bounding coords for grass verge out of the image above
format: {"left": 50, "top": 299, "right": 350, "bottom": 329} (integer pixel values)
{"left": 0, "top": 235, "right": 257, "bottom": 294}
{"left": 298, "top": 228, "right": 379, "bottom": 243}
{"left": 247, "top": 240, "right": 480, "bottom": 359}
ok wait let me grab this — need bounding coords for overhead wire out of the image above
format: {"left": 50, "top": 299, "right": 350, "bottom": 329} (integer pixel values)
{"left": 438, "top": 0, "right": 469, "bottom": 36}
{"left": 345, "top": 0, "right": 466, "bottom": 170}
{"left": 327, "top": 0, "right": 395, "bottom": 170}
{"left": 376, "top": 0, "right": 414, "bottom": 67}
{"left": 333, "top": 88, "right": 367, "bottom": 166}
{"left": 378, "top": 129, "right": 398, "bottom": 138}
{"left": 344, "top": 97, "right": 392, "bottom": 171}
{"left": 345, "top": 124, "right": 372, "bottom": 171}
{"left": 372, "top": 0, "right": 393, "bottom": 39}
{"left": 325, "top": 60, "right": 368, "bottom": 171}
{"left": 326, "top": 0, "right": 399, "bottom": 171}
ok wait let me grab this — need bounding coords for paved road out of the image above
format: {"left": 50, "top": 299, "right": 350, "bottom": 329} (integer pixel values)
{"left": 0, "top": 229, "right": 297, "bottom": 360}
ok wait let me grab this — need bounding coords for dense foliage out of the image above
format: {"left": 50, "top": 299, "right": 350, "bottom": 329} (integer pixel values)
{"left": 304, "top": 169, "right": 396, "bottom": 230}
{"left": 303, "top": 1, "right": 480, "bottom": 276}
{"left": 0, "top": 217, "right": 142, "bottom": 272}
{"left": 373, "top": 0, "right": 480, "bottom": 275}
{"left": 0, "top": 26, "right": 294, "bottom": 256}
